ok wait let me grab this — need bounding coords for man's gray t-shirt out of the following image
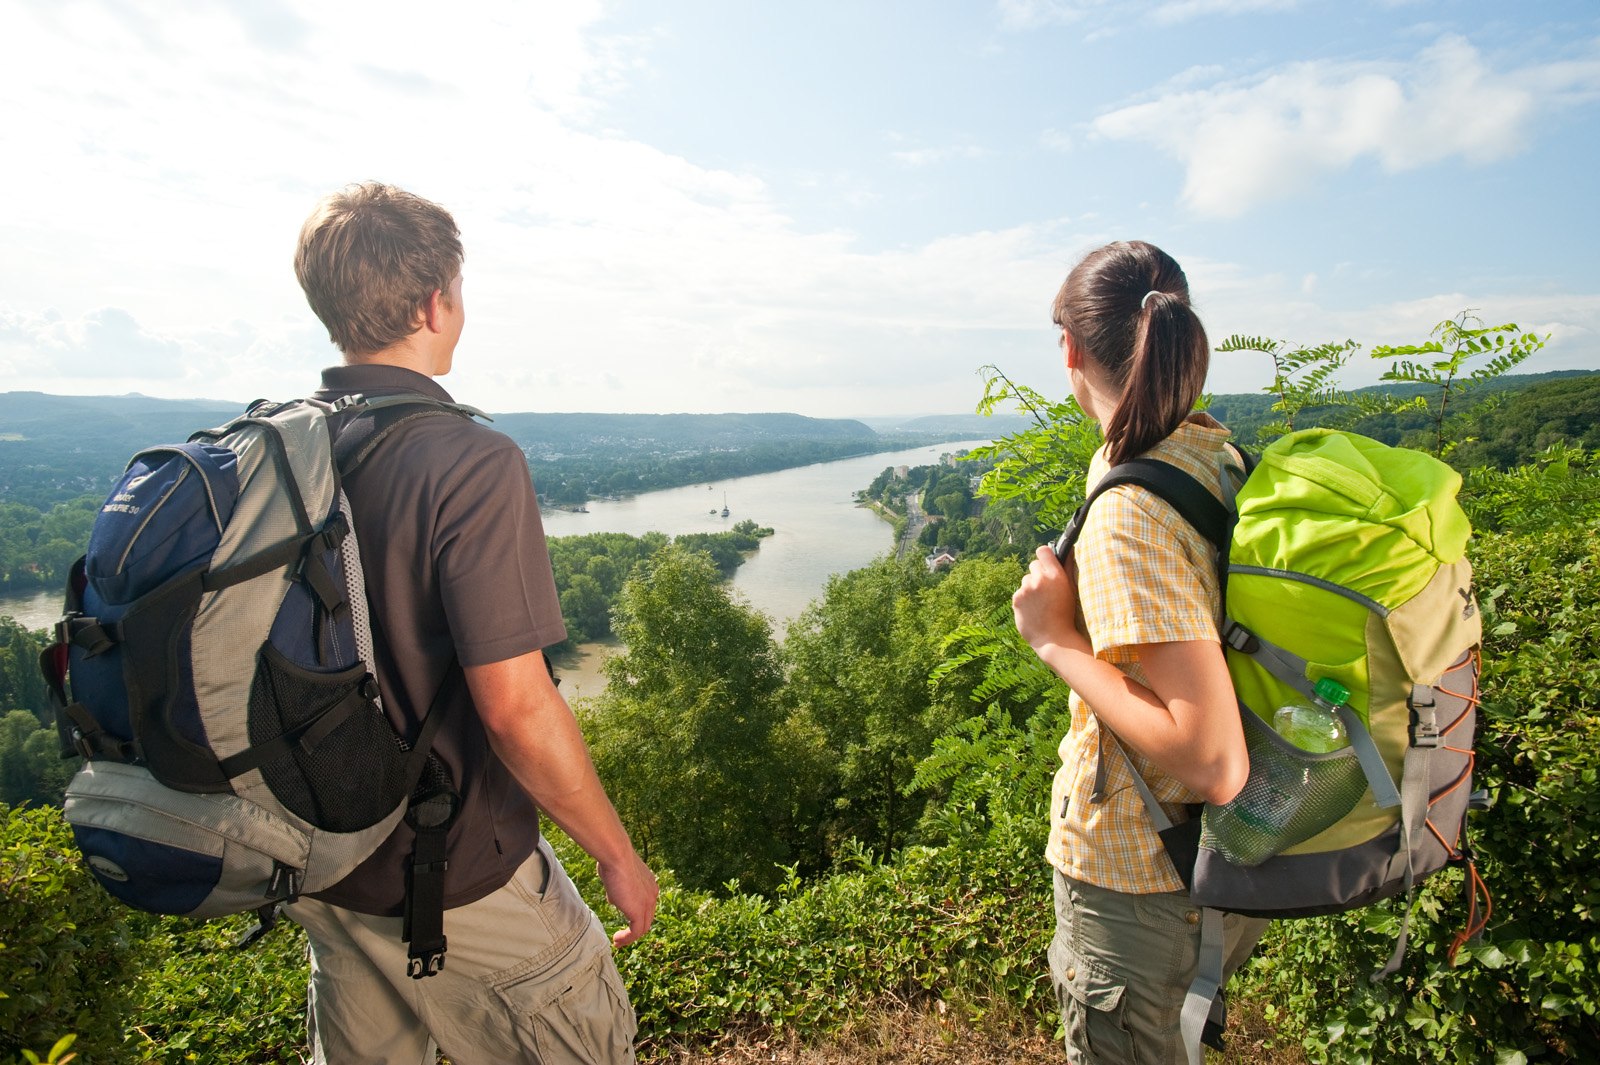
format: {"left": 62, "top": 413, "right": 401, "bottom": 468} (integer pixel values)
{"left": 309, "top": 364, "right": 567, "bottom": 915}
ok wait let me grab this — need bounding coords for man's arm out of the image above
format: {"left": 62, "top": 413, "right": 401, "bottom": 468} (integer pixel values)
{"left": 464, "top": 649, "right": 658, "bottom": 947}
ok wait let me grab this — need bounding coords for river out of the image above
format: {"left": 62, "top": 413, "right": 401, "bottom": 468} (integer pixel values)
{"left": 0, "top": 588, "right": 60, "bottom": 633}
{"left": 0, "top": 439, "right": 994, "bottom": 698}
{"left": 539, "top": 440, "right": 990, "bottom": 623}
{"left": 540, "top": 439, "right": 990, "bottom": 696}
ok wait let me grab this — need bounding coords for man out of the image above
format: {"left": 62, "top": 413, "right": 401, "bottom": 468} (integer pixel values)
{"left": 285, "top": 181, "right": 658, "bottom": 1064}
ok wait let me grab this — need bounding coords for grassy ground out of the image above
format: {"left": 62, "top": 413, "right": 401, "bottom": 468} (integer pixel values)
{"left": 651, "top": 997, "right": 1310, "bottom": 1064}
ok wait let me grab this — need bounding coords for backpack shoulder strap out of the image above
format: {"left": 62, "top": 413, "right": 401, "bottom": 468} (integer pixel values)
{"left": 330, "top": 394, "right": 488, "bottom": 478}
{"left": 1054, "top": 458, "right": 1228, "bottom": 563}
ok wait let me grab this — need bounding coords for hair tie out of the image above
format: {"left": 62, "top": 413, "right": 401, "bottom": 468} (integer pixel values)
{"left": 1141, "top": 290, "right": 1161, "bottom": 310}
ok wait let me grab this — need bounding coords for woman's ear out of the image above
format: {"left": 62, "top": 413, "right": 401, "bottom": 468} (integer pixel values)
{"left": 1062, "top": 330, "right": 1083, "bottom": 371}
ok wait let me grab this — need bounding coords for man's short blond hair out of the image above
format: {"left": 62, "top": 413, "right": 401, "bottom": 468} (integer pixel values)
{"left": 294, "top": 182, "right": 463, "bottom": 358}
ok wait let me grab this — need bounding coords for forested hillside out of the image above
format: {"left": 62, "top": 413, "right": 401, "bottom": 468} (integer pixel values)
{"left": 1209, "top": 369, "right": 1599, "bottom": 458}
{"left": 3, "top": 319, "right": 1599, "bottom": 1063}
{"left": 0, "top": 393, "right": 969, "bottom": 521}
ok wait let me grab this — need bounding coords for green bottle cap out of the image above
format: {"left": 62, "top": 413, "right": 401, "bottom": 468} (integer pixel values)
{"left": 1314, "top": 677, "right": 1350, "bottom": 707}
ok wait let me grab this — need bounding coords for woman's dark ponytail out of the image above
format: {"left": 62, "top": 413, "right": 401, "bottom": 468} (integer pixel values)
{"left": 1053, "top": 241, "right": 1210, "bottom": 465}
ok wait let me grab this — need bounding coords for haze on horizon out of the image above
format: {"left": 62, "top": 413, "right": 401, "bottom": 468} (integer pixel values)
{"left": 2, "top": 1, "right": 1597, "bottom": 420}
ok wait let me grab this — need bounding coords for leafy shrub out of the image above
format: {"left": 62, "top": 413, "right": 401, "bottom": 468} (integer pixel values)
{"left": 0, "top": 804, "right": 308, "bottom": 1064}
{"left": 126, "top": 913, "right": 308, "bottom": 1064}
{"left": 0, "top": 805, "right": 143, "bottom": 1064}
{"left": 551, "top": 814, "right": 1055, "bottom": 1057}
{"left": 1460, "top": 444, "right": 1600, "bottom": 534}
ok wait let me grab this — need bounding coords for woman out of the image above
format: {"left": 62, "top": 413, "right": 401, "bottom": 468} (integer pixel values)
{"left": 1012, "top": 240, "right": 1267, "bottom": 1063}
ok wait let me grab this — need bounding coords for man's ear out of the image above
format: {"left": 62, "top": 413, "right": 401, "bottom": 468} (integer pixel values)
{"left": 420, "top": 288, "right": 446, "bottom": 334}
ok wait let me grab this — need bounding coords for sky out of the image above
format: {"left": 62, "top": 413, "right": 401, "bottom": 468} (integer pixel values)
{"left": 2, "top": 0, "right": 1597, "bottom": 419}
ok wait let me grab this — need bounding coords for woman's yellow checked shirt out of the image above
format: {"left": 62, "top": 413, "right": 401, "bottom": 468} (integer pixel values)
{"left": 1045, "top": 414, "right": 1243, "bottom": 894}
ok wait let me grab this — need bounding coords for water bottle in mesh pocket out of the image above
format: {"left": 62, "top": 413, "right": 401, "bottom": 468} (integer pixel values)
{"left": 1201, "top": 708, "right": 1368, "bottom": 867}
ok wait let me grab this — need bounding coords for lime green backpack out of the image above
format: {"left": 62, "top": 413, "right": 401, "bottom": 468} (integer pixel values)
{"left": 1056, "top": 428, "right": 1486, "bottom": 1064}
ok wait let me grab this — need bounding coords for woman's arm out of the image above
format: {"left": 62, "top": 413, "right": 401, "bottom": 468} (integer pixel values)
{"left": 1014, "top": 545, "right": 1248, "bottom": 804}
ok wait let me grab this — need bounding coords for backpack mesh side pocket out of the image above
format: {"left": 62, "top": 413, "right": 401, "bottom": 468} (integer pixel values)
{"left": 1201, "top": 708, "right": 1368, "bottom": 867}
{"left": 247, "top": 642, "right": 412, "bottom": 832}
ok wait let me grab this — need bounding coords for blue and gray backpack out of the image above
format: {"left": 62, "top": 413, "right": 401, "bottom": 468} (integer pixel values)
{"left": 40, "top": 393, "right": 484, "bottom": 978}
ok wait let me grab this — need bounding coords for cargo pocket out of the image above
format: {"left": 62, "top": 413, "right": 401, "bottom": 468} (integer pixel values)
{"left": 247, "top": 642, "right": 411, "bottom": 832}
{"left": 1054, "top": 946, "right": 1139, "bottom": 1064}
{"left": 494, "top": 945, "right": 637, "bottom": 1064}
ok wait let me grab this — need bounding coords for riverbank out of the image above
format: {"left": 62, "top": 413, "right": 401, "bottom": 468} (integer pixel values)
{"left": 550, "top": 638, "right": 619, "bottom": 702}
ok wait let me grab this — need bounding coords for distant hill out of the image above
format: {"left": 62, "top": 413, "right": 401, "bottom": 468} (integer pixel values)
{"left": 856, "top": 413, "right": 1035, "bottom": 436}
{"left": 492, "top": 411, "right": 878, "bottom": 455}
{"left": 1208, "top": 369, "right": 1600, "bottom": 450}
{"left": 0, "top": 393, "right": 977, "bottom": 510}
{"left": 0, "top": 391, "right": 242, "bottom": 437}
{"left": 8, "top": 371, "right": 1584, "bottom": 509}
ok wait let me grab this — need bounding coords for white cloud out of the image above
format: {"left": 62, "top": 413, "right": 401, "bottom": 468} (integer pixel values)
{"left": 995, "top": 0, "right": 1105, "bottom": 31}
{"left": 2, "top": 4, "right": 1594, "bottom": 420}
{"left": 1040, "top": 129, "right": 1075, "bottom": 152}
{"left": 0, "top": 307, "right": 185, "bottom": 379}
{"left": 0, "top": 304, "right": 331, "bottom": 401}
{"left": 1091, "top": 36, "right": 1600, "bottom": 217}
{"left": 0, "top": 0, "right": 1098, "bottom": 414}
{"left": 1151, "top": 0, "right": 1301, "bottom": 26}
{"left": 889, "top": 144, "right": 988, "bottom": 167}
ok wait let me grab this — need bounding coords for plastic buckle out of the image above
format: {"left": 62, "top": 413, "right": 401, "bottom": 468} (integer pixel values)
{"left": 1223, "top": 621, "right": 1258, "bottom": 654}
{"left": 235, "top": 903, "right": 282, "bottom": 949}
{"left": 320, "top": 513, "right": 349, "bottom": 549}
{"left": 1410, "top": 711, "right": 1440, "bottom": 748}
{"left": 266, "top": 862, "right": 303, "bottom": 903}
{"left": 407, "top": 947, "right": 447, "bottom": 979}
{"left": 1408, "top": 685, "right": 1440, "bottom": 749}
{"left": 71, "top": 728, "right": 95, "bottom": 760}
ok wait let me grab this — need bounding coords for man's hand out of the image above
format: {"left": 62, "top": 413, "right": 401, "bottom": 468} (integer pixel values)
{"left": 597, "top": 850, "right": 659, "bottom": 947}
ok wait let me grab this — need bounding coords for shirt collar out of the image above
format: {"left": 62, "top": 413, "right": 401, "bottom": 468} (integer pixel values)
{"left": 317, "top": 363, "right": 457, "bottom": 405}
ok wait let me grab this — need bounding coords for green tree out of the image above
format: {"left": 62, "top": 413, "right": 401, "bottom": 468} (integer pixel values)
{"left": 581, "top": 545, "right": 816, "bottom": 893}
{"left": 559, "top": 572, "right": 609, "bottom": 642}
{"left": 0, "top": 806, "right": 146, "bottom": 1063}
{"left": 0, "top": 617, "right": 52, "bottom": 723}
{"left": 1372, "top": 312, "right": 1546, "bottom": 456}
{"left": 0, "top": 711, "right": 75, "bottom": 807}
{"left": 1448, "top": 375, "right": 1600, "bottom": 471}
{"left": 966, "top": 366, "right": 1103, "bottom": 535}
{"left": 1214, "top": 335, "right": 1363, "bottom": 441}
{"left": 781, "top": 555, "right": 1020, "bottom": 864}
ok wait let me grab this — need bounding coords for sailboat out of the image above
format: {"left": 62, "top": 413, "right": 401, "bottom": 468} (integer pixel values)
{"left": 721, "top": 492, "right": 730, "bottom": 518}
